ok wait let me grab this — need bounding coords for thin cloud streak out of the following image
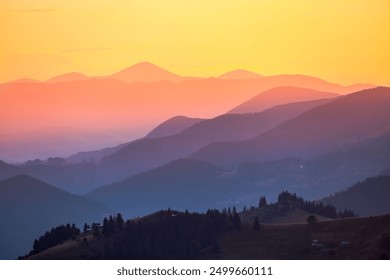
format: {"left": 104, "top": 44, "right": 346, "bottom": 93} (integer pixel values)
{"left": 15, "top": 9, "right": 55, "bottom": 12}
{"left": 61, "top": 47, "right": 114, "bottom": 53}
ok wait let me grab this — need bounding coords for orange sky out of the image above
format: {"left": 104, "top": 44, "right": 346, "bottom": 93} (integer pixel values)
{"left": 1, "top": 0, "right": 389, "bottom": 86}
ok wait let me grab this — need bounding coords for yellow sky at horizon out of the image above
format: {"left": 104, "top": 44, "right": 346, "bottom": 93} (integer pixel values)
{"left": 1, "top": 0, "right": 389, "bottom": 85}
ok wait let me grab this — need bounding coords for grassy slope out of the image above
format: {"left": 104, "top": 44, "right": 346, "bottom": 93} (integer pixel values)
{"left": 209, "top": 215, "right": 390, "bottom": 260}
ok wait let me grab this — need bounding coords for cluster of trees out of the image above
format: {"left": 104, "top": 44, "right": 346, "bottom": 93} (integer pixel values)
{"left": 101, "top": 209, "right": 235, "bottom": 259}
{"left": 276, "top": 191, "right": 357, "bottom": 219}
{"left": 24, "top": 209, "right": 243, "bottom": 260}
{"left": 221, "top": 206, "right": 242, "bottom": 230}
{"left": 241, "top": 191, "right": 357, "bottom": 223}
{"left": 28, "top": 224, "right": 80, "bottom": 256}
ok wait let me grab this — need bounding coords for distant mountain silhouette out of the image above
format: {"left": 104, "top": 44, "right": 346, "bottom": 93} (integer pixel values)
{"left": 109, "top": 62, "right": 188, "bottom": 83}
{"left": 1, "top": 63, "right": 373, "bottom": 161}
{"left": 0, "top": 175, "right": 106, "bottom": 259}
{"left": 218, "top": 69, "right": 263, "bottom": 80}
{"left": 192, "top": 87, "right": 390, "bottom": 167}
{"left": 10, "top": 78, "right": 40, "bottom": 83}
{"left": 66, "top": 143, "right": 128, "bottom": 164}
{"left": 46, "top": 72, "right": 89, "bottom": 83}
{"left": 145, "top": 116, "right": 204, "bottom": 138}
{"left": 229, "top": 86, "right": 339, "bottom": 114}
{"left": 321, "top": 176, "right": 390, "bottom": 217}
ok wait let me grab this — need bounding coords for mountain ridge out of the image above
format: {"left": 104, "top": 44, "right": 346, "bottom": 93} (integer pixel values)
{"left": 192, "top": 87, "right": 390, "bottom": 167}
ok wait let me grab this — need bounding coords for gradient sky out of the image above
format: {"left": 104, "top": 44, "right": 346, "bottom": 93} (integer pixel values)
{"left": 1, "top": 0, "right": 389, "bottom": 85}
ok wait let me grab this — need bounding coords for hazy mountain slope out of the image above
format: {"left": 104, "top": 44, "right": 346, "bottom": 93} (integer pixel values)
{"left": 0, "top": 160, "right": 21, "bottom": 180}
{"left": 193, "top": 87, "right": 390, "bottom": 168}
{"left": 88, "top": 131, "right": 390, "bottom": 223}
{"left": 145, "top": 116, "right": 204, "bottom": 139}
{"left": 0, "top": 98, "right": 336, "bottom": 194}
{"left": 0, "top": 175, "right": 106, "bottom": 259}
{"left": 234, "top": 131, "right": 390, "bottom": 202}
{"left": 66, "top": 143, "right": 128, "bottom": 164}
{"left": 228, "top": 86, "right": 339, "bottom": 114}
{"left": 321, "top": 176, "right": 390, "bottom": 216}
{"left": 100, "top": 98, "right": 334, "bottom": 178}
{"left": 87, "top": 159, "right": 231, "bottom": 217}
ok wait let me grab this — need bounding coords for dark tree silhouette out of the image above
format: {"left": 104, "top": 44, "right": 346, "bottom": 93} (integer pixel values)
{"left": 259, "top": 196, "right": 267, "bottom": 208}
{"left": 102, "top": 218, "right": 111, "bottom": 237}
{"left": 307, "top": 215, "right": 317, "bottom": 225}
{"left": 117, "top": 213, "right": 124, "bottom": 231}
{"left": 253, "top": 216, "right": 261, "bottom": 231}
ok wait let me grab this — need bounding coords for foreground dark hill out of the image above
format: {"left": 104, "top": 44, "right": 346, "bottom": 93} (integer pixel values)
{"left": 228, "top": 86, "right": 339, "bottom": 114}
{"left": 100, "top": 98, "right": 334, "bottom": 179}
{"left": 193, "top": 87, "right": 390, "bottom": 168}
{"left": 211, "top": 215, "right": 390, "bottom": 260}
{"left": 0, "top": 175, "right": 106, "bottom": 259}
{"left": 321, "top": 176, "right": 390, "bottom": 217}
{"left": 25, "top": 210, "right": 390, "bottom": 260}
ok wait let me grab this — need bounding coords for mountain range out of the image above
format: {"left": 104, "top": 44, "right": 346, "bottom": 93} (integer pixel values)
{"left": 0, "top": 96, "right": 336, "bottom": 194}
{"left": 0, "top": 62, "right": 373, "bottom": 161}
{"left": 1, "top": 63, "right": 389, "bottom": 260}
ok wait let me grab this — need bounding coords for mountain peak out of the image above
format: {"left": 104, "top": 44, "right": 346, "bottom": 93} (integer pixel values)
{"left": 46, "top": 72, "right": 89, "bottom": 83}
{"left": 218, "top": 69, "right": 263, "bottom": 80}
{"left": 111, "top": 62, "right": 184, "bottom": 83}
